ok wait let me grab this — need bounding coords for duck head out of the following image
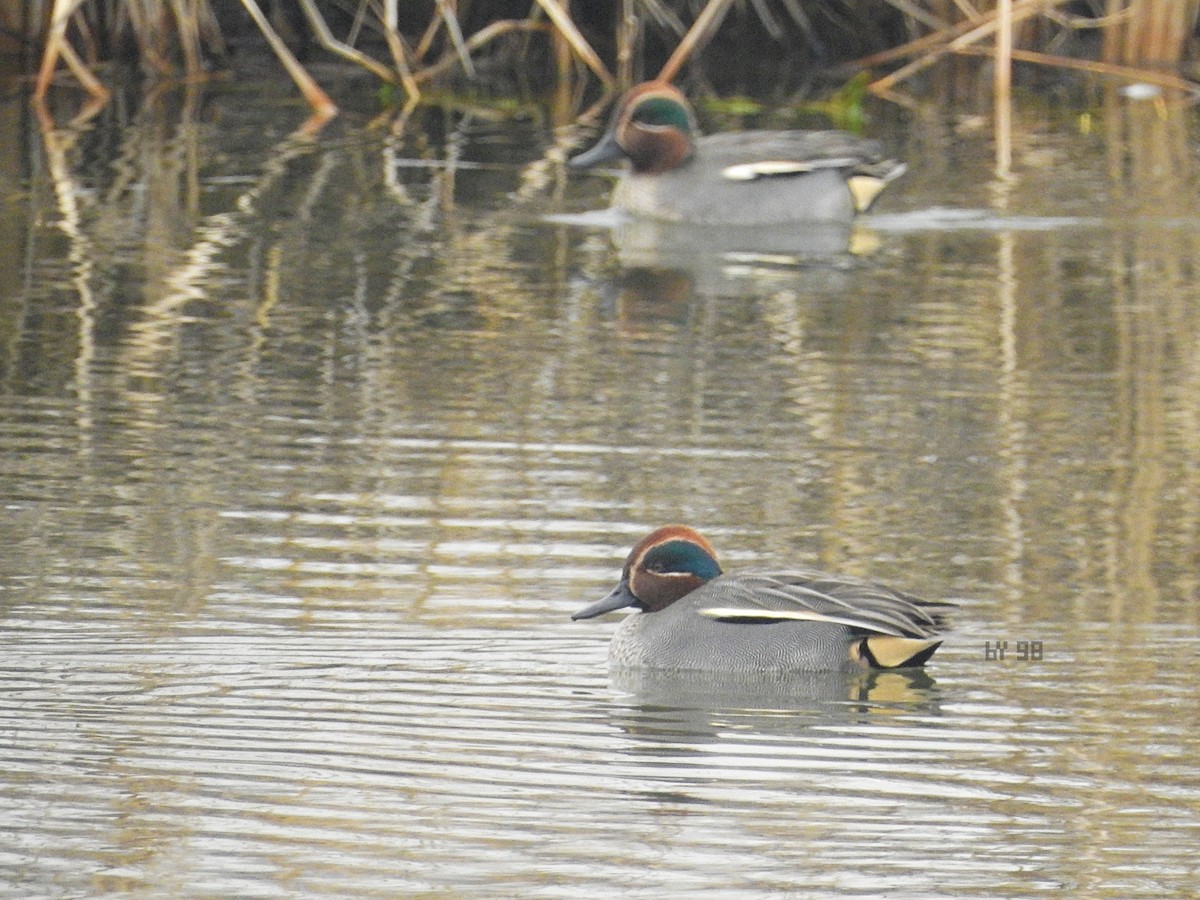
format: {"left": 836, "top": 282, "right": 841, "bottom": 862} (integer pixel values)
{"left": 572, "top": 525, "right": 722, "bottom": 620}
{"left": 569, "top": 82, "right": 698, "bottom": 176}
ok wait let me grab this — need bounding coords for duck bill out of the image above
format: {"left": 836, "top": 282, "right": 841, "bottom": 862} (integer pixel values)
{"left": 568, "top": 129, "right": 625, "bottom": 170}
{"left": 572, "top": 580, "right": 638, "bottom": 620}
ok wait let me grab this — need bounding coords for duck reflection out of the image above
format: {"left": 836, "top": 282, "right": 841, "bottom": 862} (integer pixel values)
{"left": 605, "top": 218, "right": 878, "bottom": 306}
{"left": 607, "top": 665, "right": 940, "bottom": 747}
{"left": 615, "top": 218, "right": 856, "bottom": 267}
{"left": 611, "top": 267, "right": 695, "bottom": 335}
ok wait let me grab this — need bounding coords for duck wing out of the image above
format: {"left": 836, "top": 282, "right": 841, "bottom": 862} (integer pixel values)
{"left": 703, "top": 130, "right": 893, "bottom": 168}
{"left": 703, "top": 131, "right": 906, "bottom": 210}
{"left": 694, "top": 567, "right": 950, "bottom": 639}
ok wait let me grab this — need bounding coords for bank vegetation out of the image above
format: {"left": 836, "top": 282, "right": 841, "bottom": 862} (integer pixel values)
{"left": 4, "top": 1, "right": 1198, "bottom": 121}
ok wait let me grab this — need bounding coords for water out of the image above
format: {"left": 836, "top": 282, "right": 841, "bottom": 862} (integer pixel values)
{"left": 2, "top": 81, "right": 1199, "bottom": 897}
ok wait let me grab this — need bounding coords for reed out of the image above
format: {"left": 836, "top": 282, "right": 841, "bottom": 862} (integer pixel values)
{"left": 860, "top": 0, "right": 1200, "bottom": 103}
{"left": 18, "top": 0, "right": 1200, "bottom": 117}
{"left": 1102, "top": 0, "right": 1200, "bottom": 67}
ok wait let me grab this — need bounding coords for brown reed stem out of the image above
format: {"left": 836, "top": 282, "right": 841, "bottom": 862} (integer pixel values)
{"left": 617, "top": 0, "right": 638, "bottom": 88}
{"left": 995, "top": 0, "right": 1013, "bottom": 178}
{"left": 956, "top": 45, "right": 1200, "bottom": 95}
{"left": 867, "top": 0, "right": 1070, "bottom": 96}
{"left": 297, "top": 0, "right": 401, "bottom": 86}
{"left": 413, "top": 19, "right": 551, "bottom": 84}
{"left": 237, "top": 0, "right": 337, "bottom": 120}
{"left": 168, "top": 0, "right": 204, "bottom": 82}
{"left": 27, "top": 0, "right": 1200, "bottom": 121}
{"left": 35, "top": 0, "right": 109, "bottom": 101}
{"left": 434, "top": 0, "right": 476, "bottom": 79}
{"left": 414, "top": 15, "right": 442, "bottom": 62}
{"left": 55, "top": 32, "right": 111, "bottom": 100}
{"left": 847, "top": 8, "right": 993, "bottom": 72}
{"left": 658, "top": 0, "right": 737, "bottom": 83}
{"left": 532, "top": 0, "right": 613, "bottom": 87}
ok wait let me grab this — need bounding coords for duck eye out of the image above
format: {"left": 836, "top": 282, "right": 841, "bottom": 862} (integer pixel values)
{"left": 630, "top": 106, "right": 656, "bottom": 125}
{"left": 629, "top": 98, "right": 689, "bottom": 131}
{"left": 640, "top": 539, "right": 720, "bottom": 580}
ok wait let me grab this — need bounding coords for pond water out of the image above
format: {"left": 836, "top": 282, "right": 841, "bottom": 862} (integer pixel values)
{"left": 2, "top": 77, "right": 1199, "bottom": 897}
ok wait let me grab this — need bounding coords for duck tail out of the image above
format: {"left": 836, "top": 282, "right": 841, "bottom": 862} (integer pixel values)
{"left": 847, "top": 161, "right": 907, "bottom": 213}
{"left": 859, "top": 635, "right": 942, "bottom": 669}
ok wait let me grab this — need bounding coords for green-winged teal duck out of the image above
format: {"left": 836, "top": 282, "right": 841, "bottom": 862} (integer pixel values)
{"left": 569, "top": 81, "right": 906, "bottom": 225}
{"left": 573, "top": 525, "right": 950, "bottom": 672}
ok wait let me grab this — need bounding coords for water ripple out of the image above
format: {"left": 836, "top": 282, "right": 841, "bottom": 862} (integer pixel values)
{"left": 4, "top": 623, "right": 1197, "bottom": 896}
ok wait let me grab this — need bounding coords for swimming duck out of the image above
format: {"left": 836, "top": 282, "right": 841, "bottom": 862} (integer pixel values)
{"left": 572, "top": 525, "right": 950, "bottom": 672}
{"left": 568, "top": 81, "right": 906, "bottom": 225}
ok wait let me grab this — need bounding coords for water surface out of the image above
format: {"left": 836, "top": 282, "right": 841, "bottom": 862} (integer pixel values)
{"left": 2, "top": 82, "right": 1199, "bottom": 897}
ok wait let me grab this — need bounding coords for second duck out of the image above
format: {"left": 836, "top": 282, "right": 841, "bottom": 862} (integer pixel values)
{"left": 569, "top": 81, "right": 906, "bottom": 226}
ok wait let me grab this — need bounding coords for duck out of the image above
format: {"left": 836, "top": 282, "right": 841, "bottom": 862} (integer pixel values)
{"left": 568, "top": 81, "right": 906, "bottom": 225}
{"left": 572, "top": 525, "right": 951, "bottom": 672}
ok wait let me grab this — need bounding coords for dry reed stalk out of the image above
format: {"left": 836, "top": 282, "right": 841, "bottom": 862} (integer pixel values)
{"left": 549, "top": 7, "right": 572, "bottom": 95}
{"left": 995, "top": 0, "right": 1012, "bottom": 177}
{"left": 657, "top": 0, "right": 737, "bottom": 83}
{"left": 434, "top": 0, "right": 476, "bottom": 78}
{"left": 1102, "top": 0, "right": 1200, "bottom": 67}
{"left": 867, "top": 0, "right": 1071, "bottom": 96}
{"left": 237, "top": 0, "right": 336, "bottom": 120}
{"left": 880, "top": 0, "right": 950, "bottom": 32}
{"left": 33, "top": 0, "right": 1198, "bottom": 126}
{"left": 956, "top": 45, "right": 1200, "bottom": 94}
{"left": 531, "top": 0, "right": 613, "bottom": 87}
{"left": 123, "top": 2, "right": 167, "bottom": 76}
{"left": 67, "top": 4, "right": 99, "bottom": 66}
{"left": 617, "top": 0, "right": 639, "bottom": 88}
{"left": 296, "top": 0, "right": 401, "bottom": 86}
{"left": 1143, "top": 0, "right": 1187, "bottom": 65}
{"left": 413, "top": 19, "right": 551, "bottom": 84}
{"left": 35, "top": 0, "right": 109, "bottom": 101}
{"left": 168, "top": 0, "right": 204, "bottom": 81}
{"left": 861, "top": 0, "right": 1199, "bottom": 99}
{"left": 379, "top": 20, "right": 421, "bottom": 105}
{"left": 847, "top": 5, "right": 996, "bottom": 71}
{"left": 52, "top": 33, "right": 110, "bottom": 100}
{"left": 412, "top": 0, "right": 477, "bottom": 78}
{"left": 410, "top": 0, "right": 476, "bottom": 76}
{"left": 414, "top": 14, "right": 442, "bottom": 62}
{"left": 196, "top": 0, "right": 227, "bottom": 59}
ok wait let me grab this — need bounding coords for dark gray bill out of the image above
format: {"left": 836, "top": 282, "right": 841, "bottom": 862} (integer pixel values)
{"left": 571, "top": 580, "right": 638, "bottom": 620}
{"left": 568, "top": 129, "right": 625, "bottom": 170}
